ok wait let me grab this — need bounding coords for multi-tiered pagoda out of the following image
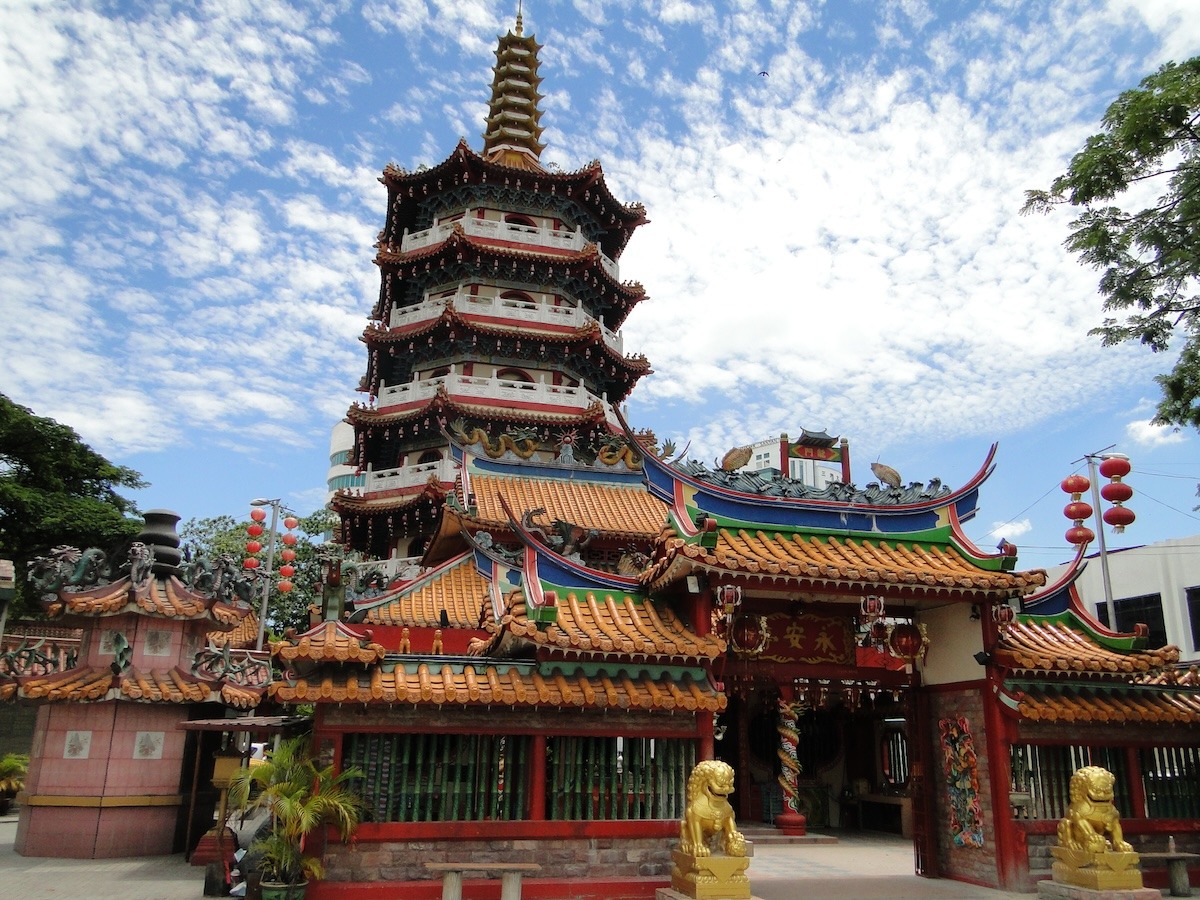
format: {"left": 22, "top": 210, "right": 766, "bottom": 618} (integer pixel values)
{"left": 333, "top": 14, "right": 650, "bottom": 562}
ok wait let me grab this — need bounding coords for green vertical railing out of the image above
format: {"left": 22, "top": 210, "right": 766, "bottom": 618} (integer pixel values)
{"left": 344, "top": 732, "right": 530, "bottom": 822}
{"left": 544, "top": 736, "right": 695, "bottom": 821}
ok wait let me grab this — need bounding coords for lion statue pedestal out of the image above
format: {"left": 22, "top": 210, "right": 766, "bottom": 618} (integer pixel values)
{"left": 657, "top": 760, "right": 758, "bottom": 900}
{"left": 1036, "top": 766, "right": 1159, "bottom": 900}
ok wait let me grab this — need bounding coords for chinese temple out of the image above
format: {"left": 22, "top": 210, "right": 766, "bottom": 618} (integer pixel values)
{"left": 5, "top": 12, "right": 1200, "bottom": 899}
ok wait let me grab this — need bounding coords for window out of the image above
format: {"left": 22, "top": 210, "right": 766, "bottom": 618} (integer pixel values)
{"left": 1187, "top": 586, "right": 1200, "bottom": 652}
{"left": 1103, "top": 592, "right": 1167, "bottom": 649}
{"left": 880, "top": 729, "right": 910, "bottom": 788}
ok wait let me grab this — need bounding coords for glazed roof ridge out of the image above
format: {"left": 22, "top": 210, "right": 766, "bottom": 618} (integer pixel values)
{"left": 47, "top": 574, "right": 250, "bottom": 627}
{"left": 358, "top": 551, "right": 491, "bottom": 628}
{"left": 501, "top": 589, "right": 725, "bottom": 662}
{"left": 270, "top": 661, "right": 723, "bottom": 711}
{"left": 994, "top": 610, "right": 1181, "bottom": 676}
{"left": 272, "top": 620, "right": 387, "bottom": 665}
{"left": 642, "top": 529, "right": 1044, "bottom": 599}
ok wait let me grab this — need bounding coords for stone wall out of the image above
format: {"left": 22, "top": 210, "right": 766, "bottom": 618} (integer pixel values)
{"left": 927, "top": 686, "right": 1000, "bottom": 888}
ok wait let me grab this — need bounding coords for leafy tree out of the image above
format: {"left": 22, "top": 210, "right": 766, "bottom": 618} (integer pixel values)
{"left": 180, "top": 508, "right": 337, "bottom": 639}
{"left": 1023, "top": 57, "right": 1200, "bottom": 428}
{"left": 0, "top": 393, "right": 144, "bottom": 618}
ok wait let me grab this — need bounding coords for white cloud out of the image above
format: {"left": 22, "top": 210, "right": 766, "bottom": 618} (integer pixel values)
{"left": 1126, "top": 419, "right": 1188, "bottom": 448}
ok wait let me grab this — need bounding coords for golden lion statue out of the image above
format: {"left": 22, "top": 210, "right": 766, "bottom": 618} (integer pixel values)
{"left": 679, "top": 760, "right": 746, "bottom": 858}
{"left": 1056, "top": 765, "right": 1132, "bottom": 854}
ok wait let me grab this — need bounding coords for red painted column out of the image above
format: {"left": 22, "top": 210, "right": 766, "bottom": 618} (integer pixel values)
{"left": 1126, "top": 745, "right": 1147, "bottom": 818}
{"left": 529, "top": 733, "right": 547, "bottom": 820}
{"left": 699, "top": 711, "right": 715, "bottom": 762}
{"left": 980, "top": 608, "right": 1023, "bottom": 890}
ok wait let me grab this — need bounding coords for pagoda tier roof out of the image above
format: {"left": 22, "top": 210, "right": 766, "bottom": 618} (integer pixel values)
{"left": 270, "top": 661, "right": 723, "bottom": 713}
{"left": 272, "top": 620, "right": 387, "bottom": 665}
{"left": 642, "top": 529, "right": 1045, "bottom": 603}
{"left": 381, "top": 139, "right": 648, "bottom": 258}
{"left": 331, "top": 483, "right": 446, "bottom": 516}
{"left": 993, "top": 609, "right": 1179, "bottom": 677}
{"left": 46, "top": 575, "right": 251, "bottom": 628}
{"left": 495, "top": 586, "right": 725, "bottom": 664}
{"left": 1010, "top": 682, "right": 1200, "bottom": 725}
{"left": 206, "top": 612, "right": 259, "bottom": 649}
{"left": 356, "top": 553, "right": 491, "bottom": 628}
{"left": 377, "top": 228, "right": 646, "bottom": 313}
{"left": 362, "top": 305, "right": 651, "bottom": 376}
{"left": 344, "top": 388, "right": 611, "bottom": 430}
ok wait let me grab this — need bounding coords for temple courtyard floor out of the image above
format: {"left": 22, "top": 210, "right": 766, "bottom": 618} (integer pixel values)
{"left": 0, "top": 813, "right": 1149, "bottom": 899}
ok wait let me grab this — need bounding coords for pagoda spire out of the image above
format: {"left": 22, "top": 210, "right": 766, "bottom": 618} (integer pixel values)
{"left": 481, "top": 7, "right": 546, "bottom": 170}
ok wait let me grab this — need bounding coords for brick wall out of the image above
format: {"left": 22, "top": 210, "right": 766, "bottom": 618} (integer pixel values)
{"left": 323, "top": 835, "right": 671, "bottom": 884}
{"left": 928, "top": 686, "right": 1000, "bottom": 887}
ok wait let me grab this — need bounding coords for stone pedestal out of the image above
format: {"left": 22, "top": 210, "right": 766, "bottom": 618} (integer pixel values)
{"left": 1037, "top": 878, "right": 1162, "bottom": 900}
{"left": 1050, "top": 847, "right": 1144, "bottom": 892}
{"left": 670, "top": 849, "right": 752, "bottom": 900}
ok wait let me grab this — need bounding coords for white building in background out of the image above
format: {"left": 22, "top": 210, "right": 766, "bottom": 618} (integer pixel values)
{"left": 745, "top": 436, "right": 842, "bottom": 489}
{"left": 326, "top": 421, "right": 364, "bottom": 501}
{"left": 1046, "top": 534, "right": 1200, "bottom": 662}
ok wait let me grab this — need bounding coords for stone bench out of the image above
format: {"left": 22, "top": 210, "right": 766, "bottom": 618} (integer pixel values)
{"left": 1140, "top": 851, "right": 1200, "bottom": 897}
{"left": 425, "top": 861, "right": 542, "bottom": 900}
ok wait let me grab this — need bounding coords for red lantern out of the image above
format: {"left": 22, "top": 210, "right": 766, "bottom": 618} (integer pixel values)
{"left": 1060, "top": 474, "right": 1090, "bottom": 495}
{"left": 730, "top": 614, "right": 765, "bottom": 654}
{"left": 245, "top": 540, "right": 262, "bottom": 555}
{"left": 277, "top": 580, "right": 294, "bottom": 593}
{"left": 249, "top": 508, "right": 267, "bottom": 522}
{"left": 281, "top": 533, "right": 298, "bottom": 547}
{"left": 1098, "top": 456, "right": 1131, "bottom": 479}
{"left": 247, "top": 523, "right": 264, "bottom": 537}
{"left": 278, "top": 564, "right": 295, "bottom": 577}
{"left": 243, "top": 557, "right": 260, "bottom": 570}
{"left": 1101, "top": 482, "right": 1133, "bottom": 503}
{"left": 1103, "top": 506, "right": 1136, "bottom": 531}
{"left": 1063, "top": 500, "right": 1093, "bottom": 521}
{"left": 280, "top": 548, "right": 297, "bottom": 562}
{"left": 888, "top": 623, "right": 926, "bottom": 660}
{"left": 1065, "top": 525, "right": 1095, "bottom": 545}
{"left": 283, "top": 516, "right": 299, "bottom": 530}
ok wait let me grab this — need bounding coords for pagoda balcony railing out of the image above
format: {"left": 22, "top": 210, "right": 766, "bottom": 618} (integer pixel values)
{"left": 359, "top": 457, "right": 458, "bottom": 495}
{"left": 375, "top": 369, "right": 618, "bottom": 425}
{"left": 389, "top": 289, "right": 624, "bottom": 354}
{"left": 398, "top": 215, "right": 620, "bottom": 281}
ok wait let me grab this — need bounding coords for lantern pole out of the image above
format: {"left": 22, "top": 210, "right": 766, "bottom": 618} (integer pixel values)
{"left": 252, "top": 498, "right": 282, "bottom": 651}
{"left": 1084, "top": 454, "right": 1115, "bottom": 609}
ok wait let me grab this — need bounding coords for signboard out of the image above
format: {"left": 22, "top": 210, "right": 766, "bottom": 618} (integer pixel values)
{"left": 786, "top": 443, "right": 842, "bottom": 462}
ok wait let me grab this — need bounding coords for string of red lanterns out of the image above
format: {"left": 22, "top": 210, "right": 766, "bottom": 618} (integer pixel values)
{"left": 1060, "top": 453, "right": 1135, "bottom": 546}
{"left": 244, "top": 510, "right": 300, "bottom": 590}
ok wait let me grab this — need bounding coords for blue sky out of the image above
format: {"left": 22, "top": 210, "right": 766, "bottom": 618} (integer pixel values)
{"left": 3, "top": 0, "right": 1199, "bottom": 569}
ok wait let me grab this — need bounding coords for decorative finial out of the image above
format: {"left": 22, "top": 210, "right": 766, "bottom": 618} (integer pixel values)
{"left": 516, "top": 1, "right": 523, "bottom": 35}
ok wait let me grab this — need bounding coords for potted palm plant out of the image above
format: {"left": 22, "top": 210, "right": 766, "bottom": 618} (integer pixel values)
{"left": 228, "top": 736, "right": 364, "bottom": 900}
{"left": 0, "top": 753, "right": 28, "bottom": 816}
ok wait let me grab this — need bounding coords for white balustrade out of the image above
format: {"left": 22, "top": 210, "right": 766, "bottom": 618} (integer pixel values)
{"left": 377, "top": 372, "right": 617, "bottom": 424}
{"left": 398, "top": 214, "right": 620, "bottom": 280}
{"left": 388, "top": 288, "right": 624, "bottom": 353}
{"left": 361, "top": 457, "right": 458, "bottom": 494}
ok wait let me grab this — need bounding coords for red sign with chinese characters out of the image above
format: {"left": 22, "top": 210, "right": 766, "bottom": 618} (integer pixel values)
{"left": 757, "top": 612, "right": 855, "bottom": 665}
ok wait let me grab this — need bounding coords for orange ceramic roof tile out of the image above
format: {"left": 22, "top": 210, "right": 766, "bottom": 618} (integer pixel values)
{"left": 271, "top": 663, "right": 724, "bottom": 713}
{"left": 120, "top": 666, "right": 213, "bottom": 703}
{"left": 273, "top": 621, "right": 387, "bottom": 665}
{"left": 208, "top": 612, "right": 259, "bottom": 649}
{"left": 644, "top": 531, "right": 1043, "bottom": 600}
{"left": 995, "top": 620, "right": 1180, "bottom": 675}
{"left": 18, "top": 664, "right": 224, "bottom": 704}
{"left": 52, "top": 575, "right": 240, "bottom": 624}
{"left": 501, "top": 590, "right": 725, "bottom": 662}
{"left": 221, "top": 683, "right": 265, "bottom": 710}
{"left": 332, "top": 489, "right": 444, "bottom": 514}
{"left": 1017, "top": 688, "right": 1200, "bottom": 725}
{"left": 361, "top": 554, "right": 491, "bottom": 627}
{"left": 0, "top": 681, "right": 16, "bottom": 701}
{"left": 20, "top": 666, "right": 114, "bottom": 702}
{"left": 468, "top": 474, "right": 666, "bottom": 538}
{"left": 1138, "top": 664, "right": 1200, "bottom": 687}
